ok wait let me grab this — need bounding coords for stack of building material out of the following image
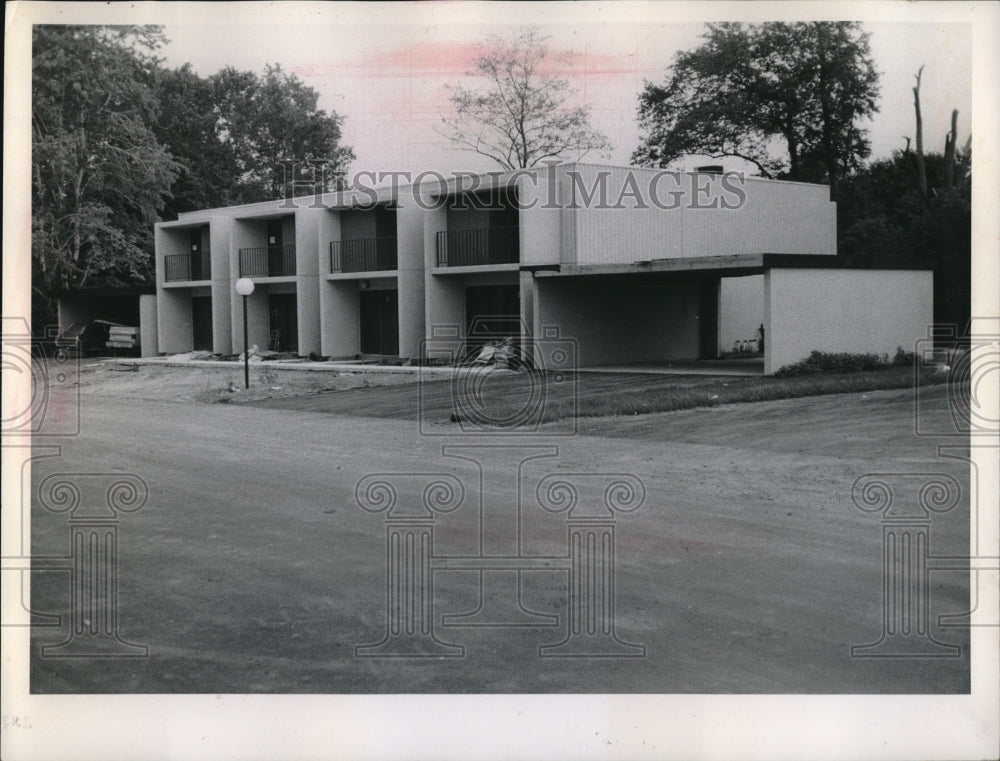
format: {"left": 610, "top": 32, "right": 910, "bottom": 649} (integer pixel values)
{"left": 106, "top": 325, "right": 140, "bottom": 352}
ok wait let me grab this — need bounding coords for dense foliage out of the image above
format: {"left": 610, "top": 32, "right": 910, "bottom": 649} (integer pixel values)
{"left": 633, "top": 22, "right": 879, "bottom": 198}
{"left": 32, "top": 26, "right": 179, "bottom": 302}
{"left": 836, "top": 148, "right": 971, "bottom": 330}
{"left": 31, "top": 25, "right": 353, "bottom": 328}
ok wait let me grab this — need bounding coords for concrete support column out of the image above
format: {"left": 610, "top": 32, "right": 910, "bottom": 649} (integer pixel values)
{"left": 157, "top": 289, "right": 192, "bottom": 355}
{"left": 230, "top": 219, "right": 257, "bottom": 352}
{"left": 396, "top": 195, "right": 425, "bottom": 360}
{"left": 139, "top": 295, "right": 158, "bottom": 358}
{"left": 317, "top": 209, "right": 342, "bottom": 355}
{"left": 322, "top": 281, "right": 360, "bottom": 357}
{"left": 295, "top": 208, "right": 322, "bottom": 356}
{"left": 520, "top": 271, "right": 537, "bottom": 364}
{"left": 209, "top": 216, "right": 233, "bottom": 354}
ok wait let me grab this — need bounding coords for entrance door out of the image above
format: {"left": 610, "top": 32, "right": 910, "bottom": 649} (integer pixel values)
{"left": 698, "top": 279, "right": 719, "bottom": 359}
{"left": 359, "top": 290, "right": 399, "bottom": 355}
{"left": 191, "top": 297, "right": 213, "bottom": 351}
{"left": 266, "top": 220, "right": 284, "bottom": 276}
{"left": 465, "top": 285, "right": 520, "bottom": 350}
{"left": 268, "top": 293, "right": 298, "bottom": 353}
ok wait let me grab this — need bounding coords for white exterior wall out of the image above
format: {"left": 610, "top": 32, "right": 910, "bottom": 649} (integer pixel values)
{"left": 561, "top": 164, "right": 836, "bottom": 266}
{"left": 764, "top": 268, "right": 934, "bottom": 374}
{"left": 518, "top": 173, "right": 561, "bottom": 267}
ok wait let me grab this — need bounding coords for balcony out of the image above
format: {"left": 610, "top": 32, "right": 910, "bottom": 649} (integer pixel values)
{"left": 330, "top": 237, "right": 398, "bottom": 273}
{"left": 165, "top": 253, "right": 211, "bottom": 282}
{"left": 239, "top": 244, "right": 296, "bottom": 277}
{"left": 436, "top": 226, "right": 519, "bottom": 267}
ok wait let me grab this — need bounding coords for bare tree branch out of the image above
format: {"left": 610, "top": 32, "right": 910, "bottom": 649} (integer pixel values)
{"left": 438, "top": 27, "right": 611, "bottom": 169}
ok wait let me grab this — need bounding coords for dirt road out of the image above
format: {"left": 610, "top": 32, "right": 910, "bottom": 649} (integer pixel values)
{"left": 27, "top": 374, "right": 969, "bottom": 693}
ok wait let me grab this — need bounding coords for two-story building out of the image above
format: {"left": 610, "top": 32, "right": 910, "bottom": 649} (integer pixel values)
{"left": 154, "top": 163, "right": 933, "bottom": 374}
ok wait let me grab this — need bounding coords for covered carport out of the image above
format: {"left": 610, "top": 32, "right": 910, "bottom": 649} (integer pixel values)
{"left": 56, "top": 286, "right": 156, "bottom": 356}
{"left": 527, "top": 255, "right": 933, "bottom": 374}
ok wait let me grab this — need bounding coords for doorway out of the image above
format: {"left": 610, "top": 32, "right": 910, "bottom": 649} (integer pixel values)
{"left": 359, "top": 290, "right": 399, "bottom": 355}
{"left": 268, "top": 293, "right": 298, "bottom": 353}
{"left": 191, "top": 297, "right": 213, "bottom": 351}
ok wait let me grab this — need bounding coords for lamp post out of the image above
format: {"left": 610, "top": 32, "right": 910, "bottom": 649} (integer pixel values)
{"left": 235, "top": 278, "right": 255, "bottom": 389}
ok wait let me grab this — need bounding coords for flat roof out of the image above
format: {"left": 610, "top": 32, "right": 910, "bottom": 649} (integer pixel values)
{"left": 162, "top": 162, "right": 835, "bottom": 221}
{"left": 530, "top": 254, "right": 933, "bottom": 279}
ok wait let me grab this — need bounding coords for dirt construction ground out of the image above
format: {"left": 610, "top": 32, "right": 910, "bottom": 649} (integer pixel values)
{"left": 25, "top": 362, "right": 970, "bottom": 693}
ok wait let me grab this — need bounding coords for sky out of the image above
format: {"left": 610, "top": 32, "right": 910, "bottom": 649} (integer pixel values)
{"left": 153, "top": 9, "right": 973, "bottom": 181}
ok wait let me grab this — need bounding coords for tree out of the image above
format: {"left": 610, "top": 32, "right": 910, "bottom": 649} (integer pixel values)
{"left": 439, "top": 27, "right": 611, "bottom": 169}
{"left": 151, "top": 64, "right": 243, "bottom": 217}
{"left": 32, "top": 25, "right": 180, "bottom": 321}
{"left": 633, "top": 22, "right": 879, "bottom": 198}
{"left": 837, "top": 71, "right": 970, "bottom": 329}
{"left": 207, "top": 64, "right": 354, "bottom": 203}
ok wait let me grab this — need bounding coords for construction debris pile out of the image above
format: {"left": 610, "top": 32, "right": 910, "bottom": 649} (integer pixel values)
{"left": 464, "top": 337, "right": 526, "bottom": 371}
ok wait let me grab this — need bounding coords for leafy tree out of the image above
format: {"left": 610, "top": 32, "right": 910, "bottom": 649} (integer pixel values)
{"left": 837, "top": 66, "right": 971, "bottom": 330}
{"left": 32, "top": 25, "right": 179, "bottom": 316}
{"left": 838, "top": 149, "right": 970, "bottom": 329}
{"left": 633, "top": 22, "right": 879, "bottom": 198}
{"left": 152, "top": 63, "right": 242, "bottom": 217}
{"left": 206, "top": 64, "right": 354, "bottom": 203}
{"left": 439, "top": 27, "right": 611, "bottom": 169}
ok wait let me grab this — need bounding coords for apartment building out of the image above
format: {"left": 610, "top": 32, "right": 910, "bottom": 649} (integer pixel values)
{"left": 154, "top": 163, "right": 933, "bottom": 374}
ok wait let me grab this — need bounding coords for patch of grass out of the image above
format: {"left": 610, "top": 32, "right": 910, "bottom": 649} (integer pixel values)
{"left": 469, "top": 366, "right": 950, "bottom": 426}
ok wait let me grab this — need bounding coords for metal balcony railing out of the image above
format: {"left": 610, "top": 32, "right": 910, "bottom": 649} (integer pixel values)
{"left": 436, "top": 226, "right": 519, "bottom": 267}
{"left": 238, "top": 244, "right": 296, "bottom": 277}
{"left": 164, "top": 253, "right": 211, "bottom": 282}
{"left": 330, "top": 237, "right": 398, "bottom": 273}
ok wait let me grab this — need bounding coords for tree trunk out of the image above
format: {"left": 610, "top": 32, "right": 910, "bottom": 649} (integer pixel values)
{"left": 912, "top": 66, "right": 928, "bottom": 201}
{"left": 943, "top": 108, "right": 958, "bottom": 191}
{"left": 814, "top": 24, "right": 840, "bottom": 200}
